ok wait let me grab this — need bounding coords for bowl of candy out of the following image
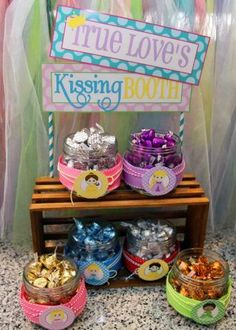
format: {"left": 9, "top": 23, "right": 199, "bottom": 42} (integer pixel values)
{"left": 58, "top": 123, "right": 123, "bottom": 199}
{"left": 166, "top": 248, "right": 232, "bottom": 325}
{"left": 65, "top": 219, "right": 122, "bottom": 286}
{"left": 20, "top": 253, "right": 87, "bottom": 329}
{"left": 123, "top": 220, "right": 179, "bottom": 276}
{"left": 123, "top": 129, "right": 185, "bottom": 196}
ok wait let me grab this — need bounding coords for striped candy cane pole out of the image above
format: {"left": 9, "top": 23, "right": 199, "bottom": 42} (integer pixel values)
{"left": 48, "top": 112, "right": 54, "bottom": 177}
{"left": 179, "top": 112, "right": 185, "bottom": 144}
{"left": 46, "top": 1, "right": 54, "bottom": 177}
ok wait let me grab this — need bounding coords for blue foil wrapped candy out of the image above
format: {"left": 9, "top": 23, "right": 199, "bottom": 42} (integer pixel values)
{"left": 65, "top": 219, "right": 118, "bottom": 263}
{"left": 65, "top": 219, "right": 122, "bottom": 286}
{"left": 86, "top": 222, "right": 101, "bottom": 236}
{"left": 75, "top": 220, "right": 84, "bottom": 231}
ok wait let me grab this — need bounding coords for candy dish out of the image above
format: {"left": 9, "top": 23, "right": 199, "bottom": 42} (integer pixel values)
{"left": 123, "top": 242, "right": 179, "bottom": 274}
{"left": 58, "top": 153, "right": 122, "bottom": 195}
{"left": 20, "top": 278, "right": 87, "bottom": 330}
{"left": 123, "top": 129, "right": 185, "bottom": 196}
{"left": 123, "top": 220, "right": 179, "bottom": 279}
{"left": 124, "top": 220, "right": 178, "bottom": 261}
{"left": 65, "top": 220, "right": 118, "bottom": 262}
{"left": 58, "top": 124, "right": 122, "bottom": 199}
{"left": 63, "top": 123, "right": 117, "bottom": 171}
{"left": 77, "top": 244, "right": 123, "bottom": 286}
{"left": 127, "top": 130, "right": 182, "bottom": 169}
{"left": 123, "top": 156, "right": 185, "bottom": 195}
{"left": 166, "top": 275, "right": 232, "bottom": 325}
{"left": 23, "top": 253, "right": 80, "bottom": 305}
{"left": 166, "top": 248, "right": 232, "bottom": 325}
{"left": 65, "top": 220, "right": 122, "bottom": 286}
{"left": 169, "top": 249, "right": 229, "bottom": 300}
{"left": 20, "top": 253, "right": 87, "bottom": 330}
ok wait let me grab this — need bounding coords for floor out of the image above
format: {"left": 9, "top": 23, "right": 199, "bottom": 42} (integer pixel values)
{"left": 0, "top": 230, "right": 235, "bottom": 330}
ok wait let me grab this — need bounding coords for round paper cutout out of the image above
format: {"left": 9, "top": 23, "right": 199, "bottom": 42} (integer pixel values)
{"left": 137, "top": 259, "right": 169, "bottom": 281}
{"left": 191, "top": 300, "right": 225, "bottom": 325}
{"left": 73, "top": 170, "right": 108, "bottom": 199}
{"left": 39, "top": 306, "right": 75, "bottom": 330}
{"left": 142, "top": 166, "right": 177, "bottom": 196}
{"left": 81, "top": 261, "right": 110, "bottom": 286}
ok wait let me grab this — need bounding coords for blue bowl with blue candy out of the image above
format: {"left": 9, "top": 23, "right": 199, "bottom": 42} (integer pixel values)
{"left": 65, "top": 219, "right": 122, "bottom": 286}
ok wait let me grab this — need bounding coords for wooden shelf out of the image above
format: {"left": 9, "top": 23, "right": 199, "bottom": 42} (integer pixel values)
{"left": 29, "top": 174, "right": 209, "bottom": 288}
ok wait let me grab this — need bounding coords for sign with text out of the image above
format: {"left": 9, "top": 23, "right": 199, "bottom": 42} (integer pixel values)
{"left": 42, "top": 64, "right": 191, "bottom": 112}
{"left": 50, "top": 6, "right": 210, "bottom": 86}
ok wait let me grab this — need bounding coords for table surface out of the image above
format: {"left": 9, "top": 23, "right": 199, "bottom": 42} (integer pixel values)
{"left": 0, "top": 229, "right": 235, "bottom": 330}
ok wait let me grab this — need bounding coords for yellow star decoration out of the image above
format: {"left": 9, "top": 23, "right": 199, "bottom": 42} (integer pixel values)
{"left": 67, "top": 15, "right": 87, "bottom": 29}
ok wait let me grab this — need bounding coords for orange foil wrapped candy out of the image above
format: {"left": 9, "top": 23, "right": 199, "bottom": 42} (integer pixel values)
{"left": 169, "top": 249, "right": 229, "bottom": 301}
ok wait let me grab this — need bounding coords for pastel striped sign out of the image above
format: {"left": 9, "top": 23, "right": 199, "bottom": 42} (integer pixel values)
{"left": 42, "top": 64, "right": 191, "bottom": 112}
{"left": 50, "top": 6, "right": 210, "bottom": 86}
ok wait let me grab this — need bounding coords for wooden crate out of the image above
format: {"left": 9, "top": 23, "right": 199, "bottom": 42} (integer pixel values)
{"left": 29, "top": 174, "right": 209, "bottom": 288}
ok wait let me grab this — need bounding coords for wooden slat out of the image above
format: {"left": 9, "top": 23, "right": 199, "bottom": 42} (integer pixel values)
{"left": 44, "top": 226, "right": 185, "bottom": 240}
{"left": 34, "top": 174, "right": 195, "bottom": 188}
{"left": 34, "top": 184, "right": 67, "bottom": 192}
{"left": 32, "top": 187, "right": 204, "bottom": 204}
{"left": 30, "top": 196, "right": 209, "bottom": 211}
{"left": 43, "top": 227, "right": 185, "bottom": 239}
{"left": 176, "top": 225, "right": 185, "bottom": 233}
{"left": 43, "top": 218, "right": 75, "bottom": 225}
{"left": 177, "top": 180, "right": 200, "bottom": 187}
{"left": 30, "top": 210, "right": 44, "bottom": 254}
{"left": 35, "top": 173, "right": 195, "bottom": 184}
{"left": 36, "top": 177, "right": 61, "bottom": 184}
{"left": 44, "top": 245, "right": 64, "bottom": 254}
{"left": 182, "top": 174, "right": 195, "bottom": 180}
{"left": 44, "top": 229, "right": 185, "bottom": 252}
{"left": 44, "top": 232, "right": 68, "bottom": 240}
{"left": 32, "top": 192, "right": 69, "bottom": 201}
{"left": 185, "top": 204, "right": 209, "bottom": 248}
{"left": 42, "top": 211, "right": 187, "bottom": 225}
{"left": 33, "top": 182, "right": 200, "bottom": 195}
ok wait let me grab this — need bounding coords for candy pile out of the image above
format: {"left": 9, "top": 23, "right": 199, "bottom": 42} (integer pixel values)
{"left": 63, "top": 123, "right": 117, "bottom": 170}
{"left": 125, "top": 220, "right": 176, "bottom": 260}
{"left": 171, "top": 255, "right": 226, "bottom": 300}
{"left": 125, "top": 129, "right": 182, "bottom": 169}
{"left": 26, "top": 254, "right": 76, "bottom": 288}
{"left": 65, "top": 220, "right": 117, "bottom": 262}
{"left": 23, "top": 254, "right": 79, "bottom": 305}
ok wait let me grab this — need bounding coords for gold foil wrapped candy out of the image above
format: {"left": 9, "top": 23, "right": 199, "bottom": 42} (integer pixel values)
{"left": 33, "top": 278, "right": 48, "bottom": 288}
{"left": 26, "top": 254, "right": 76, "bottom": 288}
{"left": 23, "top": 253, "right": 80, "bottom": 305}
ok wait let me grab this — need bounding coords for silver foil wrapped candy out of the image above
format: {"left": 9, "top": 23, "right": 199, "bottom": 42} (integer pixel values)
{"left": 125, "top": 220, "right": 176, "bottom": 260}
{"left": 63, "top": 123, "right": 117, "bottom": 170}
